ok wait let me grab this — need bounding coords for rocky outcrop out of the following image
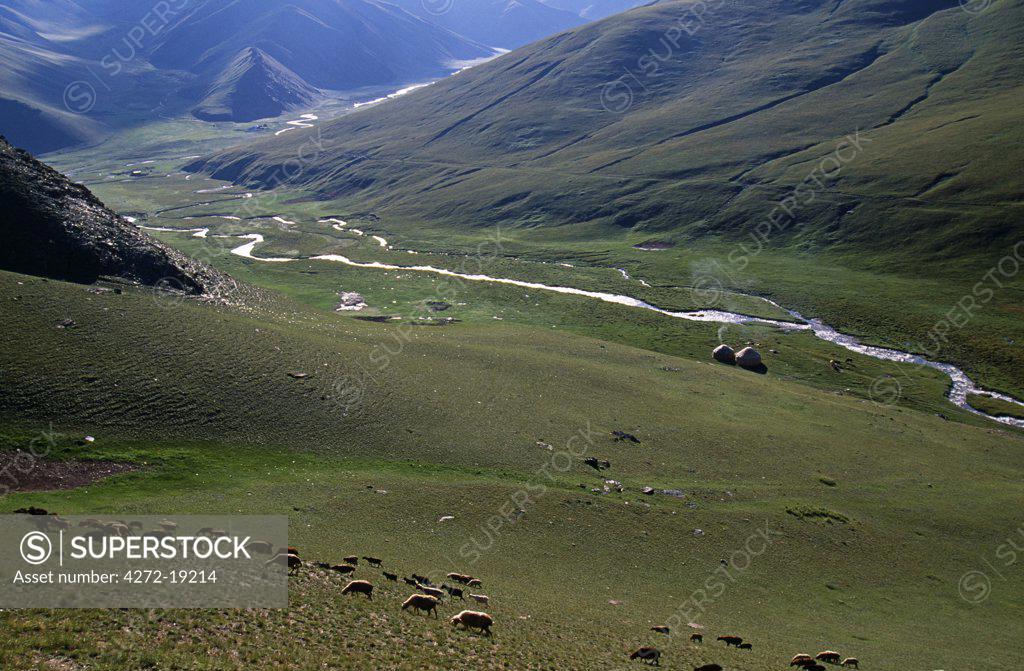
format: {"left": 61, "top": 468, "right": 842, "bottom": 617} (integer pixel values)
{"left": 713, "top": 344, "right": 736, "bottom": 364}
{"left": 735, "top": 347, "right": 762, "bottom": 368}
{"left": 0, "top": 137, "right": 228, "bottom": 294}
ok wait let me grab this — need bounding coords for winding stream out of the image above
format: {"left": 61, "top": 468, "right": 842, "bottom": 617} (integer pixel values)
{"left": 143, "top": 223, "right": 1024, "bottom": 428}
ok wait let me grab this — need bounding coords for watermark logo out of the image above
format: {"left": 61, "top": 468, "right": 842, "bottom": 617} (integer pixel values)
{"left": 63, "top": 81, "right": 97, "bottom": 114}
{"left": 959, "top": 0, "right": 994, "bottom": 14}
{"left": 20, "top": 532, "right": 53, "bottom": 566}
{"left": 420, "top": 0, "right": 455, "bottom": 15}
{"left": 958, "top": 570, "right": 991, "bottom": 604}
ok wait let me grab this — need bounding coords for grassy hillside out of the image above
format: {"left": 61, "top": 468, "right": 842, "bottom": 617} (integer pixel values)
{"left": 0, "top": 269, "right": 1022, "bottom": 669}
{"left": 195, "top": 0, "right": 1023, "bottom": 262}
{"left": 178, "top": 0, "right": 1024, "bottom": 399}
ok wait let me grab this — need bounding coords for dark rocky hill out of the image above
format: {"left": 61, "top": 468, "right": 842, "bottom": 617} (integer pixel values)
{"left": 0, "top": 137, "right": 228, "bottom": 295}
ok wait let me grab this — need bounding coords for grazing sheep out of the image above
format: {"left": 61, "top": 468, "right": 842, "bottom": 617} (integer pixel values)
{"left": 450, "top": 610, "right": 493, "bottom": 636}
{"left": 264, "top": 553, "right": 301, "bottom": 571}
{"left": 383, "top": 571, "right": 398, "bottom": 581}
{"left": 401, "top": 593, "right": 439, "bottom": 617}
{"left": 343, "top": 556, "right": 358, "bottom": 565}
{"left": 690, "top": 633, "right": 703, "bottom": 644}
{"left": 651, "top": 625, "right": 670, "bottom": 634}
{"left": 248, "top": 540, "right": 274, "bottom": 555}
{"left": 446, "top": 572, "right": 467, "bottom": 583}
{"left": 341, "top": 580, "right": 373, "bottom": 600}
{"left": 331, "top": 564, "right": 356, "bottom": 574}
{"left": 419, "top": 584, "right": 445, "bottom": 599}
{"left": 791, "top": 655, "right": 815, "bottom": 667}
{"left": 629, "top": 647, "right": 660, "bottom": 666}
{"left": 841, "top": 658, "right": 859, "bottom": 669}
{"left": 694, "top": 665, "right": 722, "bottom": 671}
{"left": 363, "top": 556, "right": 383, "bottom": 567}
{"left": 717, "top": 635, "right": 743, "bottom": 647}
{"left": 469, "top": 594, "right": 489, "bottom": 605}
{"left": 411, "top": 573, "right": 431, "bottom": 585}
{"left": 444, "top": 585, "right": 465, "bottom": 599}
{"left": 738, "top": 643, "right": 752, "bottom": 650}
{"left": 467, "top": 578, "right": 482, "bottom": 587}
{"left": 816, "top": 651, "right": 842, "bottom": 664}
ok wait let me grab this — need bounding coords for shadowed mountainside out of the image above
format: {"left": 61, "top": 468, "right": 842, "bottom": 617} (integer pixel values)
{"left": 0, "top": 137, "right": 227, "bottom": 293}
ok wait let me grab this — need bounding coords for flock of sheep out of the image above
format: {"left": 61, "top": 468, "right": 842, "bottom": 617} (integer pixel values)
{"left": 629, "top": 632, "right": 859, "bottom": 669}
{"left": 283, "top": 548, "right": 494, "bottom": 636}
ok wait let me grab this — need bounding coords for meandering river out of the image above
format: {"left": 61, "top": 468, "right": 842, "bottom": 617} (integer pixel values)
{"left": 142, "top": 223, "right": 1024, "bottom": 428}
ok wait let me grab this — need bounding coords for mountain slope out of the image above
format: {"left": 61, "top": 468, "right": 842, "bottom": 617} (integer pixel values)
{"left": 0, "top": 0, "right": 496, "bottom": 153}
{"left": 385, "top": 0, "right": 584, "bottom": 48}
{"left": 192, "top": 0, "right": 1024, "bottom": 264}
{"left": 193, "top": 47, "right": 321, "bottom": 122}
{"left": 0, "top": 137, "right": 227, "bottom": 292}
{"left": 148, "top": 0, "right": 494, "bottom": 90}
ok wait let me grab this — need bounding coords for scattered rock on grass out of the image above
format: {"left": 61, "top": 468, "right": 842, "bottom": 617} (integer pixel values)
{"left": 712, "top": 344, "right": 736, "bottom": 363}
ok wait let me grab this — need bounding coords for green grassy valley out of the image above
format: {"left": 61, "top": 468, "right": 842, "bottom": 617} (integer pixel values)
{"left": 2, "top": 0, "right": 1023, "bottom": 669}
{"left": 1, "top": 270, "right": 1023, "bottom": 670}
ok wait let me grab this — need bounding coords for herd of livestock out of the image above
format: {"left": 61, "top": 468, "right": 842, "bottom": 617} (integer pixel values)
{"left": 282, "top": 548, "right": 860, "bottom": 670}
{"left": 281, "top": 548, "right": 494, "bottom": 636}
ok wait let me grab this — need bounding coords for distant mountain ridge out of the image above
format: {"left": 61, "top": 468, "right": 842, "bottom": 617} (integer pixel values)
{"left": 0, "top": 0, "right": 500, "bottom": 153}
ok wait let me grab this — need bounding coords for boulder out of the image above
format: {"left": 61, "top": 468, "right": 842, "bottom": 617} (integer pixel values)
{"left": 712, "top": 344, "right": 736, "bottom": 363}
{"left": 735, "top": 347, "right": 762, "bottom": 368}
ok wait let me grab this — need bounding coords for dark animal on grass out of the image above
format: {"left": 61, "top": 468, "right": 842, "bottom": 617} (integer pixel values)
{"left": 690, "top": 633, "right": 703, "bottom": 644}
{"left": 841, "top": 658, "right": 859, "bottom": 669}
{"left": 612, "top": 431, "right": 640, "bottom": 443}
{"left": 383, "top": 571, "right": 398, "bottom": 581}
{"left": 451, "top": 610, "right": 493, "bottom": 636}
{"left": 816, "top": 651, "right": 842, "bottom": 664}
{"left": 331, "top": 564, "right": 356, "bottom": 574}
{"left": 651, "top": 625, "right": 670, "bottom": 634}
{"left": 629, "top": 647, "right": 660, "bottom": 666}
{"left": 341, "top": 580, "right": 373, "bottom": 599}
{"left": 717, "top": 635, "right": 742, "bottom": 647}
{"left": 363, "top": 556, "right": 383, "bottom": 567}
{"left": 403, "top": 577, "right": 418, "bottom": 587}
{"left": 444, "top": 585, "right": 465, "bottom": 599}
{"left": 401, "top": 593, "right": 439, "bottom": 617}
{"left": 806, "top": 665, "right": 827, "bottom": 671}
{"left": 411, "top": 573, "right": 431, "bottom": 585}
{"left": 694, "top": 665, "right": 722, "bottom": 671}
{"left": 343, "top": 555, "right": 358, "bottom": 565}
{"left": 584, "top": 457, "right": 611, "bottom": 471}
{"left": 791, "top": 654, "right": 814, "bottom": 667}
{"left": 738, "top": 643, "right": 752, "bottom": 650}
